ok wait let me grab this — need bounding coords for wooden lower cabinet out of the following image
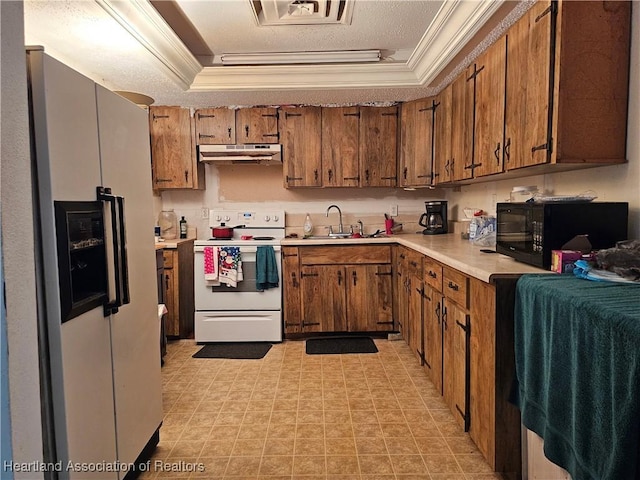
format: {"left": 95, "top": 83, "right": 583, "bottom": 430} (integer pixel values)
{"left": 162, "top": 239, "right": 194, "bottom": 338}
{"left": 443, "top": 299, "right": 469, "bottom": 431}
{"left": 422, "top": 284, "right": 443, "bottom": 393}
{"left": 283, "top": 245, "right": 393, "bottom": 335}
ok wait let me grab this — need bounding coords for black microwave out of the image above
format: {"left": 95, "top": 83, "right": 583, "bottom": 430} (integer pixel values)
{"left": 496, "top": 202, "right": 628, "bottom": 269}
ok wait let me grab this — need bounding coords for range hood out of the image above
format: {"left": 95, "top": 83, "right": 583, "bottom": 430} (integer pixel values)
{"left": 198, "top": 144, "right": 282, "bottom": 165}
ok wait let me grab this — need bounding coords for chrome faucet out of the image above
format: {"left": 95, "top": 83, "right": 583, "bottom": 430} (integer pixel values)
{"left": 326, "top": 204, "right": 344, "bottom": 235}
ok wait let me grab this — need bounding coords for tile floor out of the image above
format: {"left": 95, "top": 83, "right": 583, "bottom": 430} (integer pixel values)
{"left": 142, "top": 338, "right": 501, "bottom": 479}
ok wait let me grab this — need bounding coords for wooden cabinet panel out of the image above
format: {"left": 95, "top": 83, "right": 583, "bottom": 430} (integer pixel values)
{"left": 450, "top": 70, "right": 474, "bottom": 181}
{"left": 301, "top": 265, "right": 347, "bottom": 332}
{"left": 422, "top": 284, "right": 443, "bottom": 393}
{"left": 399, "top": 99, "right": 434, "bottom": 187}
{"left": 473, "top": 36, "right": 506, "bottom": 178}
{"left": 194, "top": 108, "right": 235, "bottom": 145}
{"left": 346, "top": 264, "right": 393, "bottom": 332}
{"left": 235, "top": 107, "right": 279, "bottom": 144}
{"left": 163, "top": 267, "right": 178, "bottom": 336}
{"left": 280, "top": 106, "right": 322, "bottom": 187}
{"left": 444, "top": 301, "right": 469, "bottom": 430}
{"left": 282, "top": 247, "right": 302, "bottom": 334}
{"left": 150, "top": 106, "right": 204, "bottom": 190}
{"left": 443, "top": 266, "right": 469, "bottom": 309}
{"left": 423, "top": 257, "right": 443, "bottom": 292}
{"left": 300, "top": 245, "right": 391, "bottom": 265}
{"left": 160, "top": 241, "right": 194, "bottom": 338}
{"left": 433, "top": 84, "right": 453, "bottom": 184}
{"left": 321, "top": 107, "right": 360, "bottom": 187}
{"left": 360, "top": 106, "right": 398, "bottom": 187}
{"left": 406, "top": 272, "right": 423, "bottom": 361}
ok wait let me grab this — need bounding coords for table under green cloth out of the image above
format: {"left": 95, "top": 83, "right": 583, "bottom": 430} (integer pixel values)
{"left": 514, "top": 274, "right": 640, "bottom": 480}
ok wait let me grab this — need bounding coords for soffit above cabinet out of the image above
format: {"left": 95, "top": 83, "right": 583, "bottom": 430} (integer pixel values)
{"left": 23, "top": 0, "right": 533, "bottom": 107}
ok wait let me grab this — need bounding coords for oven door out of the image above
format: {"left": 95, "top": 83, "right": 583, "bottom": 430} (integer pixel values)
{"left": 194, "top": 244, "right": 282, "bottom": 311}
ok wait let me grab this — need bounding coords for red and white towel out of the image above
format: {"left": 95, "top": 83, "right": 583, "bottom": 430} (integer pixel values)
{"left": 204, "top": 247, "right": 219, "bottom": 284}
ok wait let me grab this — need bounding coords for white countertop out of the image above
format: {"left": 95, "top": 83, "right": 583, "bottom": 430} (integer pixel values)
{"left": 281, "top": 233, "right": 546, "bottom": 283}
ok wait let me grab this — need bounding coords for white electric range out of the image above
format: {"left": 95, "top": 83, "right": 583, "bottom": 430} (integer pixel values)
{"left": 193, "top": 209, "right": 285, "bottom": 342}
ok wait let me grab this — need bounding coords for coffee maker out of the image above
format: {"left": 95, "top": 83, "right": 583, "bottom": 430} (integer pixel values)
{"left": 419, "top": 201, "right": 448, "bottom": 235}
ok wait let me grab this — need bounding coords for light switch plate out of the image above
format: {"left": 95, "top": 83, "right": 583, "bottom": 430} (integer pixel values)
{"left": 201, "top": 207, "right": 209, "bottom": 219}
{"left": 390, "top": 205, "right": 398, "bottom": 217}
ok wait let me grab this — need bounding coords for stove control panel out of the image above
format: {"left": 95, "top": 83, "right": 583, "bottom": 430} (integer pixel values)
{"left": 209, "top": 209, "right": 285, "bottom": 229}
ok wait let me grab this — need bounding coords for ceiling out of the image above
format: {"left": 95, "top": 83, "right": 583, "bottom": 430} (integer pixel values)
{"left": 23, "top": 0, "right": 532, "bottom": 107}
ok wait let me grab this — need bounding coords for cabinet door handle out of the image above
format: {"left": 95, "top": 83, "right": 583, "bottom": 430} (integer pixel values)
{"left": 448, "top": 281, "right": 459, "bottom": 291}
{"left": 228, "top": 127, "right": 232, "bottom": 139}
{"left": 403, "top": 167, "right": 407, "bottom": 181}
{"left": 352, "top": 270, "right": 357, "bottom": 286}
{"left": 504, "top": 137, "right": 511, "bottom": 163}
{"left": 165, "top": 274, "right": 170, "bottom": 291}
{"left": 435, "top": 302, "right": 441, "bottom": 324}
{"left": 365, "top": 170, "right": 370, "bottom": 183}
{"left": 328, "top": 169, "right": 333, "bottom": 182}
{"left": 442, "top": 305, "right": 448, "bottom": 329}
{"left": 337, "top": 270, "right": 342, "bottom": 286}
{"left": 244, "top": 125, "right": 249, "bottom": 138}
{"left": 184, "top": 170, "right": 189, "bottom": 183}
{"left": 494, "top": 143, "right": 501, "bottom": 164}
{"left": 314, "top": 169, "right": 318, "bottom": 182}
{"left": 291, "top": 272, "right": 299, "bottom": 288}
{"left": 444, "top": 159, "right": 450, "bottom": 176}
{"left": 199, "top": 134, "right": 216, "bottom": 139}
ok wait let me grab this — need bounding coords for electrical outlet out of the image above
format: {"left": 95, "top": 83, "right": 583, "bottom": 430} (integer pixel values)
{"left": 200, "top": 207, "right": 209, "bottom": 219}
{"left": 390, "top": 205, "right": 398, "bottom": 217}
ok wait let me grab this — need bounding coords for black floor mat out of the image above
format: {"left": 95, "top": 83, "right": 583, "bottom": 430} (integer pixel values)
{"left": 193, "top": 342, "right": 272, "bottom": 359}
{"left": 305, "top": 337, "right": 378, "bottom": 355}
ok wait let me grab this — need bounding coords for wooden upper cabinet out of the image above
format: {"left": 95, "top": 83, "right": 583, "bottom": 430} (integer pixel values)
{"left": 505, "top": 1, "right": 552, "bottom": 169}
{"left": 149, "top": 106, "right": 204, "bottom": 190}
{"left": 473, "top": 36, "right": 507, "bottom": 178}
{"left": 359, "top": 106, "right": 398, "bottom": 187}
{"left": 194, "top": 108, "right": 235, "bottom": 145}
{"left": 433, "top": 84, "right": 453, "bottom": 184}
{"left": 450, "top": 70, "right": 474, "bottom": 182}
{"left": 280, "top": 106, "right": 322, "bottom": 188}
{"left": 400, "top": 98, "right": 435, "bottom": 187}
{"left": 321, "top": 106, "right": 360, "bottom": 187}
{"left": 235, "top": 107, "right": 279, "bottom": 144}
{"left": 505, "top": 0, "right": 630, "bottom": 170}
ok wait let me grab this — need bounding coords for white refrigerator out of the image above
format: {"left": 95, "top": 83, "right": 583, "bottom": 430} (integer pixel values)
{"left": 27, "top": 48, "right": 163, "bottom": 479}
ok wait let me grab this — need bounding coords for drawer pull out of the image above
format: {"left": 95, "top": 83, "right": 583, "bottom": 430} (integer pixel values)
{"left": 428, "top": 271, "right": 437, "bottom": 278}
{"left": 448, "top": 281, "right": 459, "bottom": 291}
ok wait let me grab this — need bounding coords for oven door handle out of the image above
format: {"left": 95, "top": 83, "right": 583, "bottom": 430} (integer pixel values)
{"left": 194, "top": 245, "right": 282, "bottom": 253}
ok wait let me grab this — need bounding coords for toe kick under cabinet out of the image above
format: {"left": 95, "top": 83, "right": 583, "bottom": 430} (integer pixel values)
{"left": 282, "top": 245, "right": 394, "bottom": 335}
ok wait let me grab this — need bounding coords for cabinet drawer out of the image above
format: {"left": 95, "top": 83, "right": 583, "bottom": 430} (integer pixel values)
{"left": 443, "top": 266, "right": 468, "bottom": 308}
{"left": 423, "top": 257, "right": 443, "bottom": 292}
{"left": 300, "top": 245, "right": 391, "bottom": 265}
{"left": 406, "top": 249, "right": 423, "bottom": 276}
{"left": 163, "top": 250, "right": 175, "bottom": 269}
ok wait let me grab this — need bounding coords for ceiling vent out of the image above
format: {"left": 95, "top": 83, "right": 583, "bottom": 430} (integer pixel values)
{"left": 251, "top": 0, "right": 355, "bottom": 26}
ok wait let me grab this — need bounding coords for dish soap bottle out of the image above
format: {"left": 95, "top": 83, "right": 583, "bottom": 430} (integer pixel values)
{"left": 179, "top": 216, "right": 187, "bottom": 239}
{"left": 303, "top": 214, "right": 313, "bottom": 238}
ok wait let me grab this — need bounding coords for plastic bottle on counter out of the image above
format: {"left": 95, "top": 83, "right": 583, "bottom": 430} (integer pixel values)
{"left": 303, "top": 214, "right": 313, "bottom": 238}
{"left": 158, "top": 210, "right": 177, "bottom": 240}
{"left": 179, "top": 216, "right": 187, "bottom": 239}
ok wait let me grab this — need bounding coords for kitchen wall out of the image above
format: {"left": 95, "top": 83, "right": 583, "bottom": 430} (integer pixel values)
{"left": 159, "top": 5, "right": 640, "bottom": 242}
{"left": 159, "top": 165, "right": 447, "bottom": 238}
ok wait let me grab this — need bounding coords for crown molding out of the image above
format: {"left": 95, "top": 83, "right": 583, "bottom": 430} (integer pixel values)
{"left": 96, "top": 0, "right": 202, "bottom": 89}
{"left": 190, "top": 62, "right": 419, "bottom": 91}
{"left": 101, "top": 0, "right": 504, "bottom": 93}
{"left": 409, "top": 0, "right": 505, "bottom": 85}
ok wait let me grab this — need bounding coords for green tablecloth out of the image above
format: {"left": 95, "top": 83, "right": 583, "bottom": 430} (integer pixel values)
{"left": 514, "top": 274, "right": 640, "bottom": 480}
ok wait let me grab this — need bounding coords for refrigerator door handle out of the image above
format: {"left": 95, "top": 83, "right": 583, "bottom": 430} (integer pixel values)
{"left": 116, "top": 195, "right": 130, "bottom": 306}
{"left": 97, "top": 186, "right": 122, "bottom": 316}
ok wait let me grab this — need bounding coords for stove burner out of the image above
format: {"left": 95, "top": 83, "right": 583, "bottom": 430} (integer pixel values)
{"left": 253, "top": 236, "right": 275, "bottom": 241}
